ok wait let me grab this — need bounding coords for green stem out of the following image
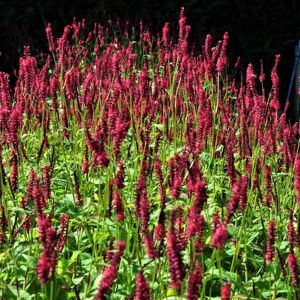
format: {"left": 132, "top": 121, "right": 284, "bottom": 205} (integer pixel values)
{"left": 200, "top": 248, "right": 217, "bottom": 299}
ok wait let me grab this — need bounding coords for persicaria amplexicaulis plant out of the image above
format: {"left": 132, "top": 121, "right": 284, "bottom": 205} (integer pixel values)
{"left": 0, "top": 6, "right": 300, "bottom": 299}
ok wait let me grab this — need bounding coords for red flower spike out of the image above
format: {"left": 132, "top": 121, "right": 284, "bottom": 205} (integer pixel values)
{"left": 115, "top": 161, "right": 125, "bottom": 189}
{"left": 32, "top": 179, "right": 46, "bottom": 217}
{"left": 239, "top": 176, "right": 248, "bottom": 211}
{"left": 154, "top": 222, "right": 165, "bottom": 242}
{"left": 221, "top": 281, "right": 231, "bottom": 300}
{"left": 9, "top": 107, "right": 22, "bottom": 146}
{"left": 0, "top": 205, "right": 7, "bottom": 243}
{"left": 210, "top": 221, "right": 228, "bottom": 249}
{"left": 295, "top": 159, "right": 300, "bottom": 205}
{"left": 57, "top": 214, "right": 69, "bottom": 253}
{"left": 216, "top": 32, "right": 229, "bottom": 73}
{"left": 187, "top": 261, "right": 202, "bottom": 300}
{"left": 194, "top": 180, "right": 208, "bottom": 213}
{"left": 162, "top": 22, "right": 170, "bottom": 47}
{"left": 270, "top": 54, "right": 281, "bottom": 111}
{"left": 36, "top": 215, "right": 58, "bottom": 285}
{"left": 167, "top": 228, "right": 185, "bottom": 290}
{"left": 45, "top": 23, "right": 55, "bottom": 52}
{"left": 113, "top": 189, "right": 124, "bottom": 222}
{"left": 135, "top": 271, "right": 151, "bottom": 300}
{"left": 288, "top": 252, "right": 299, "bottom": 286}
{"left": 246, "top": 64, "right": 257, "bottom": 95}
{"left": 288, "top": 212, "right": 295, "bottom": 253}
{"left": 259, "top": 59, "right": 265, "bottom": 83}
{"left": 94, "top": 241, "right": 125, "bottom": 300}
{"left": 82, "top": 160, "right": 89, "bottom": 174}
{"left": 265, "top": 220, "right": 276, "bottom": 264}
{"left": 42, "top": 166, "right": 51, "bottom": 200}
{"left": 37, "top": 252, "right": 51, "bottom": 285}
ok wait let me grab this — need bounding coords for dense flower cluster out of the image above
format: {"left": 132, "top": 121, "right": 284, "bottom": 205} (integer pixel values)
{"left": 0, "top": 6, "right": 299, "bottom": 300}
{"left": 94, "top": 240, "right": 125, "bottom": 299}
{"left": 265, "top": 220, "right": 276, "bottom": 264}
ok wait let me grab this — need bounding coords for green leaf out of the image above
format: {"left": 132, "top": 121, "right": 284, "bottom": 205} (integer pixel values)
{"left": 68, "top": 250, "right": 81, "bottom": 266}
{"left": 153, "top": 123, "right": 164, "bottom": 131}
{"left": 7, "top": 285, "right": 35, "bottom": 299}
{"left": 22, "top": 254, "right": 37, "bottom": 269}
{"left": 72, "top": 276, "right": 84, "bottom": 285}
{"left": 90, "top": 273, "right": 102, "bottom": 292}
{"left": 166, "top": 288, "right": 180, "bottom": 297}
